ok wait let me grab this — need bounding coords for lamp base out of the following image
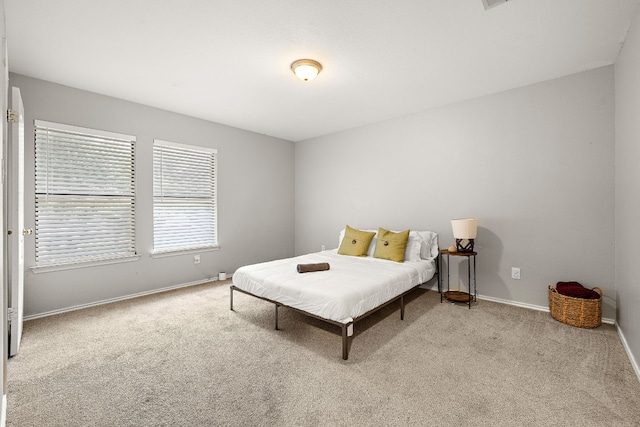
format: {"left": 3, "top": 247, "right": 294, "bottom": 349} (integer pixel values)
{"left": 455, "top": 238, "right": 475, "bottom": 253}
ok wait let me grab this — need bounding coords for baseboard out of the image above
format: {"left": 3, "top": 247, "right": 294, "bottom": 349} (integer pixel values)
{"left": 24, "top": 275, "right": 232, "bottom": 322}
{"left": 616, "top": 323, "right": 640, "bottom": 383}
{"left": 420, "top": 286, "right": 616, "bottom": 325}
{"left": 1, "top": 394, "right": 6, "bottom": 427}
{"left": 475, "top": 294, "right": 615, "bottom": 325}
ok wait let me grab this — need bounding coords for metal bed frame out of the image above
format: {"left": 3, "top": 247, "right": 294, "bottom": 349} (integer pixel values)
{"left": 229, "top": 254, "right": 440, "bottom": 360}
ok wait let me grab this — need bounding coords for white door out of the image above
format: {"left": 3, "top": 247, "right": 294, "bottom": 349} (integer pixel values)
{"left": 8, "top": 86, "right": 25, "bottom": 357}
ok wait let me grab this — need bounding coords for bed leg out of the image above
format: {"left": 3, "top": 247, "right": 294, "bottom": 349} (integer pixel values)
{"left": 275, "top": 304, "right": 280, "bottom": 330}
{"left": 400, "top": 295, "right": 405, "bottom": 320}
{"left": 230, "top": 285, "right": 234, "bottom": 311}
{"left": 342, "top": 324, "right": 349, "bottom": 360}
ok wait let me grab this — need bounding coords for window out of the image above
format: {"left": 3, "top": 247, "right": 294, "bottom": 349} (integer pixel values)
{"left": 34, "top": 120, "right": 136, "bottom": 267}
{"left": 153, "top": 140, "right": 218, "bottom": 253}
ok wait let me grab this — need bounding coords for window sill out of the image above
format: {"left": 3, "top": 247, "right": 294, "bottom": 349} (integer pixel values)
{"left": 31, "top": 255, "right": 141, "bottom": 274}
{"left": 151, "top": 246, "right": 220, "bottom": 258}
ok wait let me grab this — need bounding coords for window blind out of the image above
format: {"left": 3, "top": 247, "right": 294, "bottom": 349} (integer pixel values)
{"left": 153, "top": 140, "right": 217, "bottom": 252}
{"left": 34, "top": 120, "right": 136, "bottom": 267}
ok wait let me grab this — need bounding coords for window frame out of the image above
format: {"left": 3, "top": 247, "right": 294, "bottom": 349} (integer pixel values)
{"left": 32, "top": 120, "right": 138, "bottom": 272}
{"left": 152, "top": 139, "right": 218, "bottom": 255}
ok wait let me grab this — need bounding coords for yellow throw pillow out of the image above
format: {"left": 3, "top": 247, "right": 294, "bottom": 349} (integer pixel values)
{"left": 373, "top": 228, "right": 410, "bottom": 263}
{"left": 338, "top": 225, "right": 376, "bottom": 257}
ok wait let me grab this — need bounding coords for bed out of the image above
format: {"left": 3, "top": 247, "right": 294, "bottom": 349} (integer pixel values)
{"left": 230, "top": 229, "right": 439, "bottom": 359}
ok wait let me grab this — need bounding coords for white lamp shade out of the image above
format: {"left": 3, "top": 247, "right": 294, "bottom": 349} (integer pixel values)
{"left": 451, "top": 218, "right": 478, "bottom": 239}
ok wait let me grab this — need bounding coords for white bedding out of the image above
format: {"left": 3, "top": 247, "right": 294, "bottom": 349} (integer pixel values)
{"left": 232, "top": 250, "right": 436, "bottom": 324}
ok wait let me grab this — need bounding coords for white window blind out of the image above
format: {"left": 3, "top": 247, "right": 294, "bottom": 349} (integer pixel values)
{"left": 34, "top": 120, "right": 136, "bottom": 267}
{"left": 153, "top": 140, "right": 218, "bottom": 253}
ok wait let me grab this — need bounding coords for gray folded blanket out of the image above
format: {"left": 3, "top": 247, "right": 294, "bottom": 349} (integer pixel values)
{"left": 296, "top": 263, "right": 330, "bottom": 273}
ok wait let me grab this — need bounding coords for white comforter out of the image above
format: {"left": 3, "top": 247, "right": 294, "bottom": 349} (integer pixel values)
{"left": 232, "top": 250, "right": 436, "bottom": 324}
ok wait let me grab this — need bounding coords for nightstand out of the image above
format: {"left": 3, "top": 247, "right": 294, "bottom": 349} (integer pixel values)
{"left": 439, "top": 249, "right": 477, "bottom": 308}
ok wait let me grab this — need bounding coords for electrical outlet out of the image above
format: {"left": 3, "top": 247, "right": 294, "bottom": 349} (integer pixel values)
{"left": 321, "top": 245, "right": 326, "bottom": 252}
{"left": 511, "top": 267, "right": 520, "bottom": 280}
{"left": 194, "top": 255, "right": 200, "bottom": 264}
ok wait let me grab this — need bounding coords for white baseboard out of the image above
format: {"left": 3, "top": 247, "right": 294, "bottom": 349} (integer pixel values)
{"left": 421, "top": 282, "right": 616, "bottom": 325}
{"left": 477, "top": 293, "right": 615, "bottom": 325}
{"left": 616, "top": 323, "right": 640, "bottom": 383}
{"left": 1, "top": 394, "right": 6, "bottom": 427}
{"left": 401, "top": 284, "right": 634, "bottom": 383}
{"left": 24, "top": 275, "right": 232, "bottom": 322}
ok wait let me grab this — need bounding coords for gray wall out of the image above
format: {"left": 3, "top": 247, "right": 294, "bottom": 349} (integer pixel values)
{"left": 10, "top": 73, "right": 295, "bottom": 317}
{"left": 615, "top": 7, "right": 640, "bottom": 376}
{"left": 295, "top": 66, "right": 616, "bottom": 319}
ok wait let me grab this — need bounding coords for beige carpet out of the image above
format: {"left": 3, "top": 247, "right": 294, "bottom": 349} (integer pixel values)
{"left": 7, "top": 281, "right": 640, "bottom": 426}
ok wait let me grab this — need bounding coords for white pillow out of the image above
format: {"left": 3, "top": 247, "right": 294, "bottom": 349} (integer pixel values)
{"left": 415, "top": 231, "right": 439, "bottom": 259}
{"left": 404, "top": 235, "right": 422, "bottom": 261}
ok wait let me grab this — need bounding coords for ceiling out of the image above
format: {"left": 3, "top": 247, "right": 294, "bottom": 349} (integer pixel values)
{"left": 5, "top": 0, "right": 639, "bottom": 142}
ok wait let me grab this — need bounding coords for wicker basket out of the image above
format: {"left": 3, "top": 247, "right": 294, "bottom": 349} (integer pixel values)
{"left": 548, "top": 285, "right": 602, "bottom": 328}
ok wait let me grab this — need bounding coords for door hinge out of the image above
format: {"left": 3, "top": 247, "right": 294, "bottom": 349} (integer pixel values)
{"left": 7, "top": 108, "right": 17, "bottom": 123}
{"left": 7, "top": 307, "right": 15, "bottom": 324}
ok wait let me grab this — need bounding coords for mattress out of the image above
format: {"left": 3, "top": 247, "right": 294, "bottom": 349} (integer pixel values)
{"left": 232, "top": 250, "right": 436, "bottom": 324}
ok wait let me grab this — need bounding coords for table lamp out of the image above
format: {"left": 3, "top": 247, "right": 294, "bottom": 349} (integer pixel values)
{"left": 451, "top": 218, "right": 478, "bottom": 253}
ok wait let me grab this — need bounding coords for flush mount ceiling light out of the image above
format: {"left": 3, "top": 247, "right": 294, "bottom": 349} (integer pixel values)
{"left": 291, "top": 59, "right": 322, "bottom": 82}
